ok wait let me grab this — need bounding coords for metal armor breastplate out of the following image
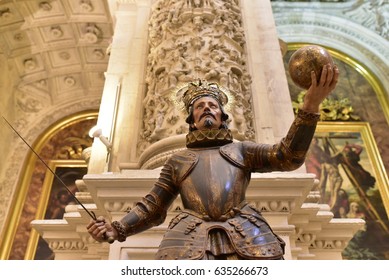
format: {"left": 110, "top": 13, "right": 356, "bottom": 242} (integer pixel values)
{"left": 179, "top": 147, "right": 250, "bottom": 220}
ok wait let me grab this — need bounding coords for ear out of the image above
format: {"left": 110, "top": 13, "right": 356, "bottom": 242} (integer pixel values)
{"left": 189, "top": 123, "right": 197, "bottom": 132}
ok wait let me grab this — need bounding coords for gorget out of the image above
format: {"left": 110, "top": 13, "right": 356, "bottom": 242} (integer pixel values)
{"left": 186, "top": 128, "right": 233, "bottom": 148}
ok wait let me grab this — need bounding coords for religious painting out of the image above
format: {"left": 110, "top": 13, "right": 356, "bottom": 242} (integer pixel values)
{"left": 306, "top": 122, "right": 389, "bottom": 259}
{"left": 26, "top": 160, "right": 87, "bottom": 260}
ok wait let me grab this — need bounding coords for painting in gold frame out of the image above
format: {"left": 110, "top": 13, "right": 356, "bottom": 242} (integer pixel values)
{"left": 25, "top": 160, "right": 87, "bottom": 260}
{"left": 306, "top": 122, "right": 389, "bottom": 259}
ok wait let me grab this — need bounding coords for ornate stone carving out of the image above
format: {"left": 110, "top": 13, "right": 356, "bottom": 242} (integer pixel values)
{"left": 344, "top": 0, "right": 389, "bottom": 40}
{"left": 80, "top": 0, "right": 94, "bottom": 12}
{"left": 13, "top": 32, "right": 24, "bottom": 41}
{"left": 83, "top": 23, "right": 101, "bottom": 43}
{"left": 255, "top": 200, "right": 292, "bottom": 213}
{"left": 64, "top": 76, "right": 76, "bottom": 87}
{"left": 93, "top": 49, "right": 105, "bottom": 60}
{"left": 51, "top": 26, "right": 63, "bottom": 38}
{"left": 59, "top": 51, "right": 71, "bottom": 60}
{"left": 39, "top": 2, "right": 52, "bottom": 12}
{"left": 0, "top": 8, "right": 12, "bottom": 19}
{"left": 138, "top": 0, "right": 255, "bottom": 155}
{"left": 24, "top": 58, "right": 37, "bottom": 71}
{"left": 49, "top": 240, "right": 87, "bottom": 251}
{"left": 312, "top": 239, "right": 346, "bottom": 250}
{"left": 16, "top": 92, "right": 43, "bottom": 113}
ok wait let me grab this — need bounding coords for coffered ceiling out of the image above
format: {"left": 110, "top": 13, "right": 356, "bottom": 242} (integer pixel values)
{"left": 0, "top": 0, "right": 113, "bottom": 119}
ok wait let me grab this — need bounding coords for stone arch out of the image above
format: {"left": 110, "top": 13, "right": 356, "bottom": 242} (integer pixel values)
{"left": 274, "top": 11, "right": 389, "bottom": 100}
{"left": 0, "top": 101, "right": 99, "bottom": 259}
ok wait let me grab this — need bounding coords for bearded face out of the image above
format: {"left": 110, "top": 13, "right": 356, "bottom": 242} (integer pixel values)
{"left": 191, "top": 96, "right": 223, "bottom": 130}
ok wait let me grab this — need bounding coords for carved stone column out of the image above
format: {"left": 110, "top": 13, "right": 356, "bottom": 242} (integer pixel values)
{"left": 133, "top": 0, "right": 259, "bottom": 168}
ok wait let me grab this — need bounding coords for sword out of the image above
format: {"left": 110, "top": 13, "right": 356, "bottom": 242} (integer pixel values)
{"left": 2, "top": 116, "right": 115, "bottom": 243}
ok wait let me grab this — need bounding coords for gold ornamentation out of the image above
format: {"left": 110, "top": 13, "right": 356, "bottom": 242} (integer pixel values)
{"left": 292, "top": 91, "right": 360, "bottom": 121}
{"left": 55, "top": 137, "right": 93, "bottom": 159}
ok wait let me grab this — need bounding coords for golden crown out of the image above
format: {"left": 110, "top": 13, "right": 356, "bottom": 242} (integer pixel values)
{"left": 181, "top": 80, "right": 228, "bottom": 112}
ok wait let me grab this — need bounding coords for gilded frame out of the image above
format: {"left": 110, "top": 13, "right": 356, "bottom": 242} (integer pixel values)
{"left": 0, "top": 111, "right": 97, "bottom": 260}
{"left": 308, "top": 121, "right": 389, "bottom": 259}
{"left": 24, "top": 160, "right": 87, "bottom": 260}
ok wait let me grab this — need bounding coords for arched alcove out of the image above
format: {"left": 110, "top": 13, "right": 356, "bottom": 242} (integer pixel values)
{"left": 1, "top": 110, "right": 97, "bottom": 259}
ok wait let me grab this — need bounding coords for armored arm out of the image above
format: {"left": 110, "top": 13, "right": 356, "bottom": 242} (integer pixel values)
{"left": 111, "top": 163, "right": 178, "bottom": 242}
{"left": 244, "top": 109, "right": 320, "bottom": 172}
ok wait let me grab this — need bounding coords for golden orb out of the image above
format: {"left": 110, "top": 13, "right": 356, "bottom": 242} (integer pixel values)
{"left": 288, "top": 45, "right": 334, "bottom": 90}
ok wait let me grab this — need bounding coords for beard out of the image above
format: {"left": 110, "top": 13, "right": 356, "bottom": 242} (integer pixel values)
{"left": 200, "top": 112, "right": 216, "bottom": 129}
{"left": 203, "top": 117, "right": 214, "bottom": 128}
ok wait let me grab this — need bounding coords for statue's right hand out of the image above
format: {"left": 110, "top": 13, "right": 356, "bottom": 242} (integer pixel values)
{"left": 86, "top": 216, "right": 117, "bottom": 243}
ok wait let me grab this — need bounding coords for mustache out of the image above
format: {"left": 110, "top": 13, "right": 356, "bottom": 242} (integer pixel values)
{"left": 199, "top": 112, "right": 216, "bottom": 121}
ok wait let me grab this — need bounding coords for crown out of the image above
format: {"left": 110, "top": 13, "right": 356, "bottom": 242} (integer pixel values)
{"left": 181, "top": 80, "right": 228, "bottom": 112}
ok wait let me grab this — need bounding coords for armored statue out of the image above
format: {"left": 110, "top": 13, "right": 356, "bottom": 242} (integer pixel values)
{"left": 87, "top": 64, "right": 339, "bottom": 260}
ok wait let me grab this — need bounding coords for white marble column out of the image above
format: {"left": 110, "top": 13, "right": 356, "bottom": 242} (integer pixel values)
{"left": 88, "top": 0, "right": 152, "bottom": 174}
{"left": 240, "top": 0, "right": 294, "bottom": 144}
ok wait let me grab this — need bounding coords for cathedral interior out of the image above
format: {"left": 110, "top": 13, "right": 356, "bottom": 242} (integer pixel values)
{"left": 0, "top": 0, "right": 389, "bottom": 260}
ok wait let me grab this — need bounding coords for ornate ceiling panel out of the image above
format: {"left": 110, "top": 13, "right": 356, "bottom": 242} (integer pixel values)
{"left": 0, "top": 0, "right": 113, "bottom": 113}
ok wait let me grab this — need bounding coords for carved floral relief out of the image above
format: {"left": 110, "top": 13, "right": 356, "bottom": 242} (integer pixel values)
{"left": 138, "top": 0, "right": 255, "bottom": 154}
